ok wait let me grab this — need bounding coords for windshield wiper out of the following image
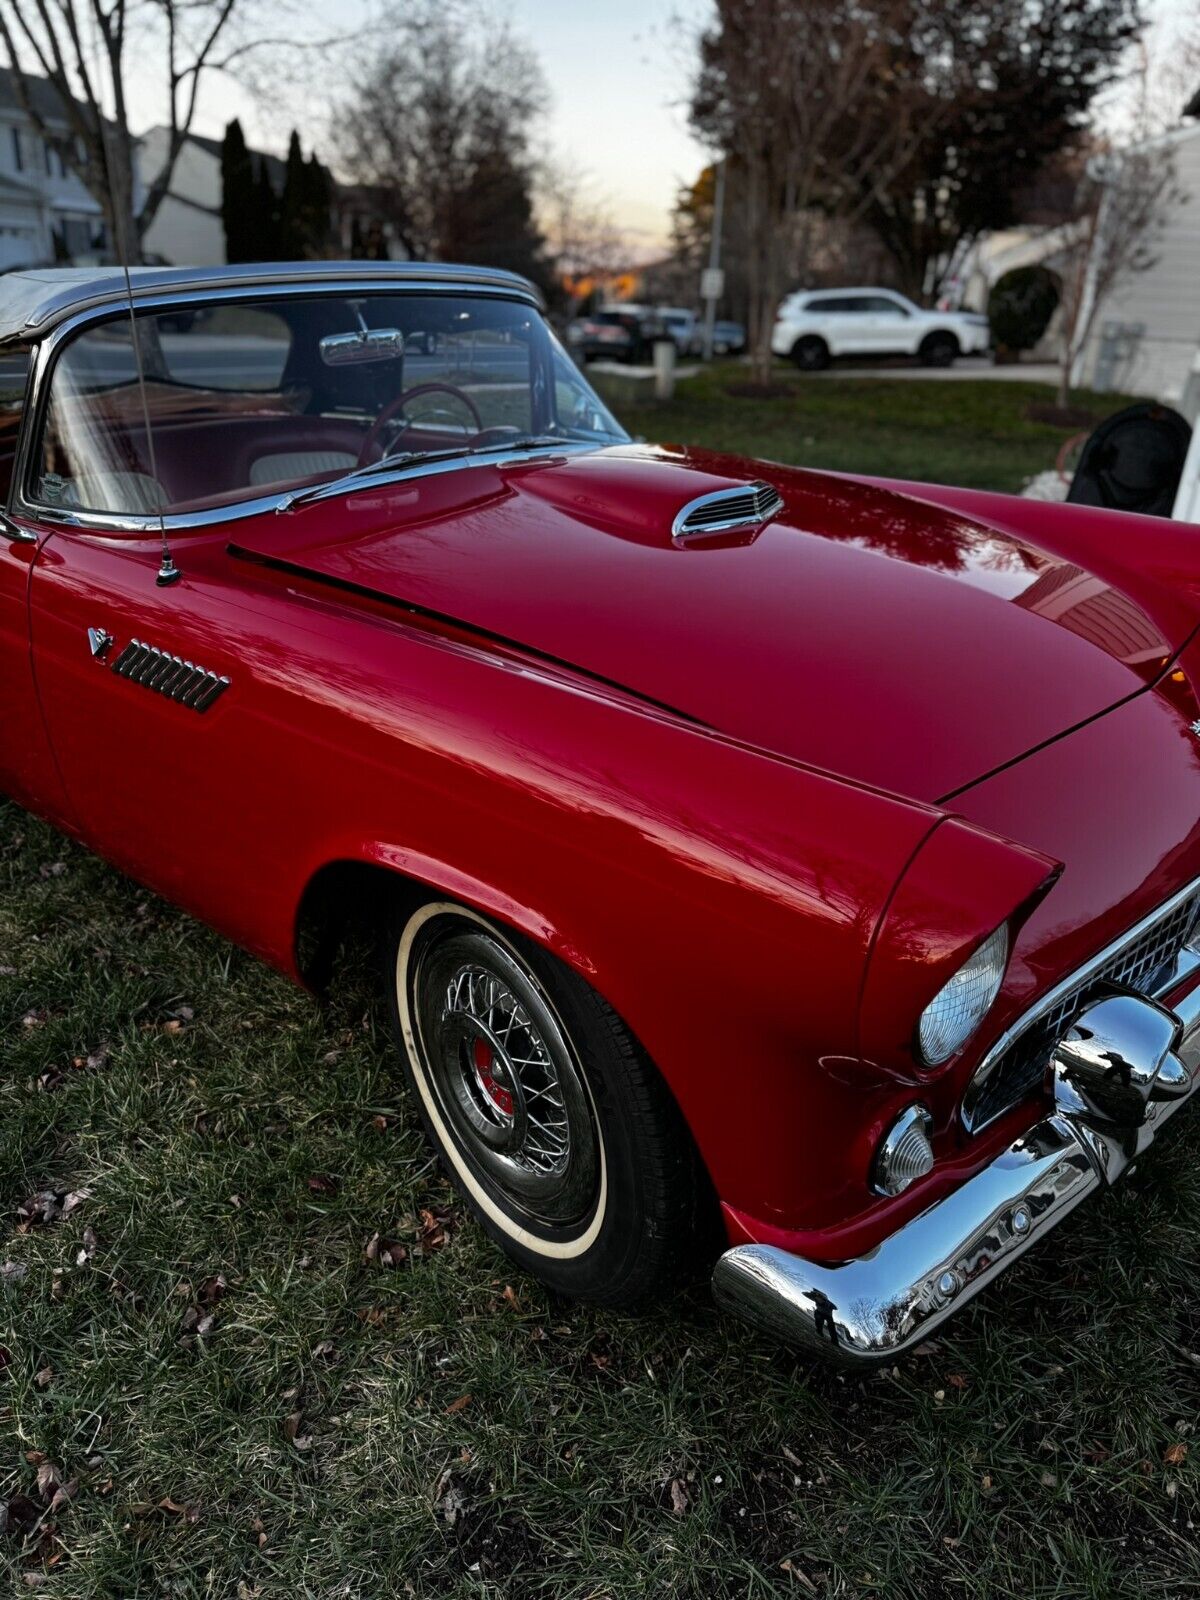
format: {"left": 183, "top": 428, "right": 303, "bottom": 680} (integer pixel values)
{"left": 277, "top": 434, "right": 571, "bottom": 513}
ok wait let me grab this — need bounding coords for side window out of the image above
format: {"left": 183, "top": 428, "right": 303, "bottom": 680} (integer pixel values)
{"left": 866, "top": 296, "right": 908, "bottom": 316}
{"left": 0, "top": 342, "right": 31, "bottom": 504}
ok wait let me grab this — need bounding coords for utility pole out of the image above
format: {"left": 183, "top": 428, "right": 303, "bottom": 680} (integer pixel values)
{"left": 700, "top": 158, "right": 727, "bottom": 362}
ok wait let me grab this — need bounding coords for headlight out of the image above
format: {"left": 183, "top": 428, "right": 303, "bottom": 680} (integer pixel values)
{"left": 917, "top": 924, "right": 1009, "bottom": 1065}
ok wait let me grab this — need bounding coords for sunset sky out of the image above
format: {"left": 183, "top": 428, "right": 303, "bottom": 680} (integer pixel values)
{"left": 120, "top": 0, "right": 1197, "bottom": 258}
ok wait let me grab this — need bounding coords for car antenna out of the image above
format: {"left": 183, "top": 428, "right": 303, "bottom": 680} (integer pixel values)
{"left": 96, "top": 109, "right": 180, "bottom": 587}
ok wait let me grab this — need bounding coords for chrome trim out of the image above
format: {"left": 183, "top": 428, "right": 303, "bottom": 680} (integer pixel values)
{"left": 961, "top": 872, "right": 1200, "bottom": 1133}
{"left": 713, "top": 988, "right": 1200, "bottom": 1365}
{"left": 14, "top": 264, "right": 545, "bottom": 340}
{"left": 273, "top": 442, "right": 597, "bottom": 514}
{"left": 111, "top": 638, "right": 229, "bottom": 712}
{"left": 671, "top": 481, "right": 784, "bottom": 540}
{"left": 12, "top": 278, "right": 605, "bottom": 534}
{"left": 1, "top": 510, "right": 37, "bottom": 543}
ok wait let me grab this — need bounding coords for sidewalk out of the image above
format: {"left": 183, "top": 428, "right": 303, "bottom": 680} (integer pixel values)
{"left": 801, "top": 358, "right": 1060, "bottom": 383}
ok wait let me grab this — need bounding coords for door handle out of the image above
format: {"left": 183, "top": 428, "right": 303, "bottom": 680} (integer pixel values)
{"left": 1, "top": 511, "right": 37, "bottom": 545}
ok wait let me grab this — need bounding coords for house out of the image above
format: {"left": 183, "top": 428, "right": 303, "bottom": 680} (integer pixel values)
{"left": 139, "top": 128, "right": 284, "bottom": 266}
{"left": 139, "top": 126, "right": 408, "bottom": 266}
{"left": 0, "top": 67, "right": 109, "bottom": 268}
{"left": 1074, "top": 103, "right": 1200, "bottom": 404}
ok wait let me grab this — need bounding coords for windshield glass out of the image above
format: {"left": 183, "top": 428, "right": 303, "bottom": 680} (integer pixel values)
{"left": 32, "top": 291, "right": 627, "bottom": 518}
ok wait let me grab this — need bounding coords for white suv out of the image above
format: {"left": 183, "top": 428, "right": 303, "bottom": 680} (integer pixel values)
{"left": 772, "top": 288, "right": 991, "bottom": 371}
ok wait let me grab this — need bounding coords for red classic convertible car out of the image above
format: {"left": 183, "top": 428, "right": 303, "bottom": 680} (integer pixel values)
{"left": 4, "top": 262, "right": 1200, "bottom": 1365}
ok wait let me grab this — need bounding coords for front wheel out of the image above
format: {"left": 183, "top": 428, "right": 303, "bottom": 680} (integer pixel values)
{"left": 791, "top": 335, "right": 830, "bottom": 372}
{"left": 919, "top": 331, "right": 958, "bottom": 367}
{"left": 386, "top": 901, "right": 703, "bottom": 1306}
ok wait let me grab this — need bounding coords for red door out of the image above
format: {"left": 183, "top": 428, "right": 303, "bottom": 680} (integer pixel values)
{"left": 0, "top": 347, "right": 71, "bottom": 826}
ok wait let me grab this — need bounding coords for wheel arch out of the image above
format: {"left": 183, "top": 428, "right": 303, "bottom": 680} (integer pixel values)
{"left": 920, "top": 326, "right": 960, "bottom": 353}
{"left": 293, "top": 844, "right": 581, "bottom": 993}
{"left": 291, "top": 843, "right": 723, "bottom": 1237}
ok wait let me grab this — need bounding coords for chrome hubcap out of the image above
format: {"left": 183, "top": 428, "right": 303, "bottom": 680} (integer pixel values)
{"left": 412, "top": 929, "right": 599, "bottom": 1228}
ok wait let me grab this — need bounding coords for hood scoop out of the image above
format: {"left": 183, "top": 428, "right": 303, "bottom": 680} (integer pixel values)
{"left": 672, "top": 480, "right": 783, "bottom": 539}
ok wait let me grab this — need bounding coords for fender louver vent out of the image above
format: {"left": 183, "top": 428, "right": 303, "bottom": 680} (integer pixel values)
{"left": 672, "top": 481, "right": 784, "bottom": 539}
{"left": 111, "top": 639, "right": 230, "bottom": 712}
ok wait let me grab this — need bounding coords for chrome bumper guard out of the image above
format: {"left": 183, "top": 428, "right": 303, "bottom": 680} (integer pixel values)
{"left": 712, "top": 988, "right": 1200, "bottom": 1365}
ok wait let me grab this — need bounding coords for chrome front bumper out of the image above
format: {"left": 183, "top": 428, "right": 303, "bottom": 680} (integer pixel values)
{"left": 712, "top": 987, "right": 1200, "bottom": 1365}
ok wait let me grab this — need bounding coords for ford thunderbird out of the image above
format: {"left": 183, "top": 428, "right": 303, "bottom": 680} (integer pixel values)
{"left": 4, "top": 262, "right": 1200, "bottom": 1365}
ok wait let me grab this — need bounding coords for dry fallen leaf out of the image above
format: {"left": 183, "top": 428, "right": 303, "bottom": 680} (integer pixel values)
{"left": 668, "top": 1476, "right": 689, "bottom": 1516}
{"left": 48, "top": 1479, "right": 78, "bottom": 1514}
{"left": 34, "top": 1366, "right": 53, "bottom": 1389}
{"left": 306, "top": 1174, "right": 339, "bottom": 1197}
{"left": 779, "top": 1560, "right": 818, "bottom": 1594}
{"left": 444, "top": 1394, "right": 472, "bottom": 1415}
{"left": 283, "top": 1411, "right": 304, "bottom": 1440}
{"left": 364, "top": 1233, "right": 406, "bottom": 1269}
{"left": 1164, "top": 1442, "right": 1189, "bottom": 1466}
{"left": 157, "top": 1497, "right": 200, "bottom": 1523}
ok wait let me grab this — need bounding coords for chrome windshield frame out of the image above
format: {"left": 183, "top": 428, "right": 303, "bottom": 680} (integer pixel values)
{"left": 11, "top": 278, "right": 620, "bottom": 535}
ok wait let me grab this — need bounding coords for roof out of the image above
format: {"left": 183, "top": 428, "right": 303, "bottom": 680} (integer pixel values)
{"left": 0, "top": 65, "right": 73, "bottom": 124}
{"left": 0, "top": 260, "right": 544, "bottom": 343}
{"left": 141, "top": 125, "right": 289, "bottom": 189}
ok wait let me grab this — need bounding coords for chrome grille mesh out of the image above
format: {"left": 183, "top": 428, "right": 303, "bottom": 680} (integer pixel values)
{"left": 674, "top": 482, "right": 783, "bottom": 537}
{"left": 968, "top": 888, "right": 1200, "bottom": 1131}
{"left": 111, "top": 639, "right": 230, "bottom": 713}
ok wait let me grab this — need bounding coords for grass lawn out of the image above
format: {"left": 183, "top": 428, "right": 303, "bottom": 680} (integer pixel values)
{"left": 606, "top": 363, "right": 1136, "bottom": 495}
{"left": 3, "top": 802, "right": 1200, "bottom": 1598}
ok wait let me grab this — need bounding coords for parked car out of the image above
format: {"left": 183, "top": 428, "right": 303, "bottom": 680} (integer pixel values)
{"left": 657, "top": 306, "right": 701, "bottom": 357}
{"left": 5, "top": 261, "right": 1200, "bottom": 1364}
{"left": 772, "top": 287, "right": 991, "bottom": 370}
{"left": 566, "top": 304, "right": 665, "bottom": 363}
{"left": 711, "top": 318, "right": 746, "bottom": 355}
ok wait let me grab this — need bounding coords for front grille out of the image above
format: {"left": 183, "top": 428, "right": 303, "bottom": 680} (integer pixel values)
{"left": 673, "top": 482, "right": 783, "bottom": 537}
{"left": 966, "top": 886, "right": 1200, "bottom": 1132}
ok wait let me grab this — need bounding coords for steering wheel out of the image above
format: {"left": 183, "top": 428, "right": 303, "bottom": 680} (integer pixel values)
{"left": 357, "top": 383, "right": 483, "bottom": 466}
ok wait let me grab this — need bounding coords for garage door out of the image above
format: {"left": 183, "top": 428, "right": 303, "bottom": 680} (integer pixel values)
{"left": 0, "top": 223, "right": 40, "bottom": 269}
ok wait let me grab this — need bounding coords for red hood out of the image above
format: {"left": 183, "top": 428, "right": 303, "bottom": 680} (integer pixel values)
{"left": 230, "top": 444, "right": 1191, "bottom": 803}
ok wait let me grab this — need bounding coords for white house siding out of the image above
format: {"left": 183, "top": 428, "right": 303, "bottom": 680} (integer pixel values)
{"left": 0, "top": 82, "right": 108, "bottom": 266}
{"left": 139, "top": 130, "right": 226, "bottom": 265}
{"left": 1076, "top": 124, "right": 1200, "bottom": 403}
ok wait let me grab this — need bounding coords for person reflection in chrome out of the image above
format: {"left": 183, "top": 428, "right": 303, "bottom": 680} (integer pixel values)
{"left": 810, "top": 1288, "right": 840, "bottom": 1347}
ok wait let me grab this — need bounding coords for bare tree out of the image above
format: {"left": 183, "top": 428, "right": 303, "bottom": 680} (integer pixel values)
{"left": 0, "top": 0, "right": 252, "bottom": 261}
{"left": 689, "top": 0, "right": 959, "bottom": 385}
{"left": 336, "top": 0, "right": 548, "bottom": 267}
{"left": 1055, "top": 44, "right": 1182, "bottom": 409}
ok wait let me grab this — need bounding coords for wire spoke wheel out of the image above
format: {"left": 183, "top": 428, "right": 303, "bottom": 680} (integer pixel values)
{"left": 410, "top": 924, "right": 600, "bottom": 1229}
